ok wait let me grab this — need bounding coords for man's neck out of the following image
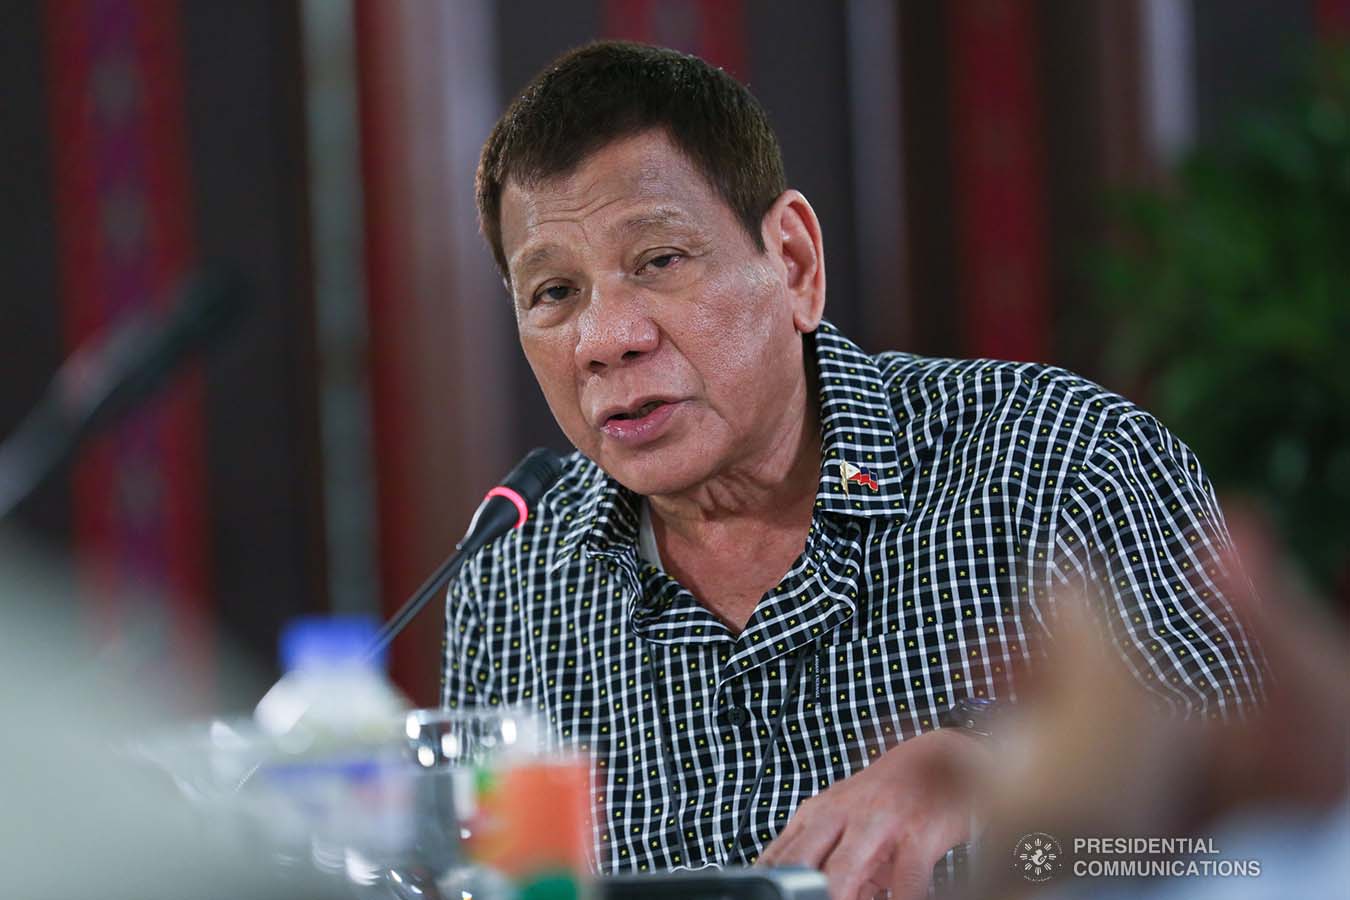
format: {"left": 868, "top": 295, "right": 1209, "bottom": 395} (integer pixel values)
{"left": 647, "top": 363, "right": 821, "bottom": 543}
{"left": 642, "top": 361, "right": 822, "bottom": 633}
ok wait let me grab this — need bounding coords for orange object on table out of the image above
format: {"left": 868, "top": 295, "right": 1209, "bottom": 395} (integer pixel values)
{"left": 473, "top": 756, "right": 592, "bottom": 880}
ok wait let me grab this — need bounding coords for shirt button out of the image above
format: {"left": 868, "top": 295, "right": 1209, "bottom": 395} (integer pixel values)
{"left": 721, "top": 706, "right": 748, "bottom": 727}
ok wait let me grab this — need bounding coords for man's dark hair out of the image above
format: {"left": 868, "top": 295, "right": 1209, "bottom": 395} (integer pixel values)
{"left": 476, "top": 41, "right": 786, "bottom": 282}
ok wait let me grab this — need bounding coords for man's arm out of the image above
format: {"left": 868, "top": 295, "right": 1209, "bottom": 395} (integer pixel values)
{"left": 1048, "top": 410, "right": 1266, "bottom": 718}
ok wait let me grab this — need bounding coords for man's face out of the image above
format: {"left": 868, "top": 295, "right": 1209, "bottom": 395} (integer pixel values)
{"left": 498, "top": 130, "right": 813, "bottom": 497}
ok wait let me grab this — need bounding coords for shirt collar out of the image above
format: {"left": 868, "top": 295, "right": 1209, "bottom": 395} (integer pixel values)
{"left": 550, "top": 320, "right": 908, "bottom": 569}
{"left": 551, "top": 466, "right": 640, "bottom": 570}
{"left": 809, "top": 321, "right": 908, "bottom": 520}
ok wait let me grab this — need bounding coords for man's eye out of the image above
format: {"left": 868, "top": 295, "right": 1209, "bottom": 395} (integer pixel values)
{"left": 535, "top": 285, "right": 573, "bottom": 304}
{"left": 641, "top": 253, "right": 681, "bottom": 273}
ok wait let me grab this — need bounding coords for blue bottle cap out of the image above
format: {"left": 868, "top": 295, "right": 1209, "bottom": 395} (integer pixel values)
{"left": 280, "top": 615, "right": 383, "bottom": 672}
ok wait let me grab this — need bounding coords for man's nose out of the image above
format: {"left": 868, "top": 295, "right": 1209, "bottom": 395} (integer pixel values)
{"left": 574, "top": 277, "right": 658, "bottom": 373}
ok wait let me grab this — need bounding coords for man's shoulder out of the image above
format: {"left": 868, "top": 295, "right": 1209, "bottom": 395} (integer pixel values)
{"left": 871, "top": 351, "right": 1143, "bottom": 444}
{"left": 874, "top": 351, "right": 1117, "bottom": 403}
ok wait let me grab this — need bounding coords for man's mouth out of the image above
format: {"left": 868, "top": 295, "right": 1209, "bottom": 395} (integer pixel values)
{"left": 607, "top": 400, "right": 664, "bottom": 422}
{"left": 597, "top": 398, "right": 682, "bottom": 446}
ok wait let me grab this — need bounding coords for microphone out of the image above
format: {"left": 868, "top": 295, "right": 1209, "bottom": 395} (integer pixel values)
{"left": 364, "top": 447, "right": 566, "bottom": 660}
{"left": 459, "top": 446, "right": 569, "bottom": 550}
{"left": 0, "top": 267, "right": 248, "bottom": 519}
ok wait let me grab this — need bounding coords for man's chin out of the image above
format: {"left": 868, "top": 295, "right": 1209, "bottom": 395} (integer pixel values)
{"left": 597, "top": 447, "right": 710, "bottom": 499}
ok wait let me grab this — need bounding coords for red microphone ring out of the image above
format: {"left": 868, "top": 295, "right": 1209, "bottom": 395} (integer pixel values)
{"left": 484, "top": 485, "right": 530, "bottom": 529}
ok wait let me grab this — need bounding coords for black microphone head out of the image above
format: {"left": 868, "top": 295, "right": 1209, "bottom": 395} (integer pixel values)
{"left": 74, "top": 264, "right": 249, "bottom": 436}
{"left": 457, "top": 448, "right": 567, "bottom": 552}
{"left": 501, "top": 447, "right": 567, "bottom": 507}
{"left": 0, "top": 266, "right": 251, "bottom": 519}
{"left": 371, "top": 448, "right": 565, "bottom": 659}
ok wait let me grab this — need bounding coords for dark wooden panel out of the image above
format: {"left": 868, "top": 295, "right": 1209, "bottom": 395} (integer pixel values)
{"left": 898, "top": 0, "right": 960, "bottom": 358}
{"left": 497, "top": 0, "right": 603, "bottom": 100}
{"left": 0, "top": 0, "right": 71, "bottom": 544}
{"left": 180, "top": 0, "right": 328, "bottom": 680}
{"left": 746, "top": 0, "right": 862, "bottom": 345}
{"left": 492, "top": 0, "right": 589, "bottom": 460}
{"left": 357, "top": 1, "right": 520, "bottom": 705}
{"left": 1036, "top": 0, "right": 1114, "bottom": 373}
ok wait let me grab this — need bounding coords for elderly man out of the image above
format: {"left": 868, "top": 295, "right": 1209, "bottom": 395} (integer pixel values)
{"left": 442, "top": 41, "right": 1262, "bottom": 897}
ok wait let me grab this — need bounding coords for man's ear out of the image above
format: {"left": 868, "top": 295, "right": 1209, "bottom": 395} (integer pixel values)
{"left": 761, "top": 189, "right": 826, "bottom": 333}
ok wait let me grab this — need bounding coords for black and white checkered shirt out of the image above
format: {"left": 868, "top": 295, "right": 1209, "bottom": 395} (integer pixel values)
{"left": 441, "top": 321, "right": 1264, "bottom": 876}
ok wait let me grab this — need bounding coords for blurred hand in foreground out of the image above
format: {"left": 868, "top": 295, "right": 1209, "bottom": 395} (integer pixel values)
{"left": 756, "top": 505, "right": 1346, "bottom": 900}
{"left": 972, "top": 503, "right": 1349, "bottom": 897}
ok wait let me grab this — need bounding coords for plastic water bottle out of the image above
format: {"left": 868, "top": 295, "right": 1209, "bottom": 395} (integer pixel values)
{"left": 251, "top": 616, "right": 413, "bottom": 875}
{"left": 254, "top": 615, "right": 407, "bottom": 747}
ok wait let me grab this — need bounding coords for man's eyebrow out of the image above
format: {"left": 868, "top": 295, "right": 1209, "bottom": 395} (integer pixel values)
{"left": 611, "top": 207, "right": 699, "bottom": 238}
{"left": 510, "top": 209, "right": 700, "bottom": 280}
{"left": 511, "top": 244, "right": 562, "bottom": 278}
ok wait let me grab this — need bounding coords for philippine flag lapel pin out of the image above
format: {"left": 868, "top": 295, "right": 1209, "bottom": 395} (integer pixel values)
{"left": 840, "top": 461, "right": 879, "bottom": 494}
{"left": 840, "top": 461, "right": 858, "bottom": 495}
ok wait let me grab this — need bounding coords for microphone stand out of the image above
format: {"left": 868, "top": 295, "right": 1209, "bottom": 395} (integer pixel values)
{"left": 0, "top": 268, "right": 246, "bottom": 521}
{"left": 364, "top": 541, "right": 477, "bottom": 662}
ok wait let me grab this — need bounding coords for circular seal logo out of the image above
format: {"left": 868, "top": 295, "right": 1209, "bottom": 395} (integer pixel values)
{"left": 1014, "top": 832, "right": 1063, "bottom": 882}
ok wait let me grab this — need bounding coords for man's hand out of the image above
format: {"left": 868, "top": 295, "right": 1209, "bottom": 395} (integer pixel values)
{"left": 755, "top": 728, "right": 987, "bottom": 900}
